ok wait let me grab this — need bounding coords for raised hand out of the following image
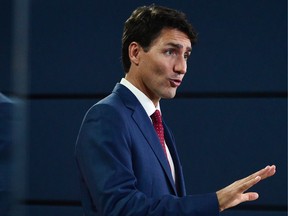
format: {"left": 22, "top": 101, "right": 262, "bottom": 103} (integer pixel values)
{"left": 216, "top": 165, "right": 276, "bottom": 212}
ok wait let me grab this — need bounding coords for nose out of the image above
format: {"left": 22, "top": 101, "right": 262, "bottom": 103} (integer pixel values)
{"left": 174, "top": 56, "right": 187, "bottom": 74}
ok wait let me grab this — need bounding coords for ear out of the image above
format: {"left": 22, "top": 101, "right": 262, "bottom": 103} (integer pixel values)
{"left": 128, "top": 42, "right": 141, "bottom": 66}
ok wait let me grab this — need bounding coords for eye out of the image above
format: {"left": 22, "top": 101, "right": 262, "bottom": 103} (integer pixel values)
{"left": 184, "top": 53, "right": 190, "bottom": 61}
{"left": 164, "top": 49, "right": 176, "bottom": 56}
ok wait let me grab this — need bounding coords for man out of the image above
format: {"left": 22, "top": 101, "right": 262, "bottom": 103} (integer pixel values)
{"left": 75, "top": 5, "right": 276, "bottom": 215}
{"left": 0, "top": 93, "right": 13, "bottom": 216}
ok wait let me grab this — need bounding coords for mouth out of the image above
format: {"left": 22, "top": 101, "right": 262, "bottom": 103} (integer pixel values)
{"left": 169, "top": 78, "right": 182, "bottom": 87}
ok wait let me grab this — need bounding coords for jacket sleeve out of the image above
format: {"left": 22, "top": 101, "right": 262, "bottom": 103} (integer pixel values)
{"left": 75, "top": 104, "right": 220, "bottom": 216}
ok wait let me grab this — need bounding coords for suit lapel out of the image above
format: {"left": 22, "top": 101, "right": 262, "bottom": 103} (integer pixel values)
{"left": 163, "top": 122, "right": 186, "bottom": 196}
{"left": 113, "top": 84, "right": 177, "bottom": 195}
{"left": 132, "top": 109, "right": 177, "bottom": 195}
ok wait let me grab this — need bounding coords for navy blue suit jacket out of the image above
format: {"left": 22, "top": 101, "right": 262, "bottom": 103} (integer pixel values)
{"left": 75, "top": 84, "right": 219, "bottom": 216}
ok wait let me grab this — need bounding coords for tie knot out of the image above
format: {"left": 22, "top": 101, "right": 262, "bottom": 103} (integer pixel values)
{"left": 151, "top": 110, "right": 162, "bottom": 124}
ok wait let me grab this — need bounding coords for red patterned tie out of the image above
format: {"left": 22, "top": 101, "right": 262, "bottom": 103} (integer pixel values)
{"left": 151, "top": 110, "right": 168, "bottom": 158}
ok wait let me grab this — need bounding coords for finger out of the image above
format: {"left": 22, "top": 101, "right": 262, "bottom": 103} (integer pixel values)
{"left": 238, "top": 165, "right": 276, "bottom": 194}
{"left": 260, "top": 165, "right": 276, "bottom": 180}
{"left": 251, "top": 165, "right": 276, "bottom": 182}
{"left": 241, "top": 192, "right": 259, "bottom": 202}
{"left": 240, "top": 165, "right": 275, "bottom": 183}
{"left": 238, "top": 176, "right": 261, "bottom": 193}
{"left": 250, "top": 166, "right": 272, "bottom": 179}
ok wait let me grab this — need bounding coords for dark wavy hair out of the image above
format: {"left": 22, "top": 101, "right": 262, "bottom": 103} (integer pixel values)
{"left": 121, "top": 4, "right": 198, "bottom": 73}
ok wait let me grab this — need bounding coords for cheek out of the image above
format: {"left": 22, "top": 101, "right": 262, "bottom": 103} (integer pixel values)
{"left": 152, "top": 60, "right": 170, "bottom": 77}
{"left": 143, "top": 55, "right": 171, "bottom": 81}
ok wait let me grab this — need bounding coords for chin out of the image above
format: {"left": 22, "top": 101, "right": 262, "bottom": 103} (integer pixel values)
{"left": 162, "top": 91, "right": 177, "bottom": 99}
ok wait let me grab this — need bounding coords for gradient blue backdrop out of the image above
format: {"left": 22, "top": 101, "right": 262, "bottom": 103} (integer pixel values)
{"left": 1, "top": 0, "right": 287, "bottom": 215}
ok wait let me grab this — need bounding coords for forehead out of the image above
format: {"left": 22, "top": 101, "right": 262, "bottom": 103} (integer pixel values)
{"left": 151, "top": 28, "right": 192, "bottom": 49}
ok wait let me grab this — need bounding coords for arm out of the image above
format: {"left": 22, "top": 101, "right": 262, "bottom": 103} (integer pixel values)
{"left": 216, "top": 165, "right": 276, "bottom": 212}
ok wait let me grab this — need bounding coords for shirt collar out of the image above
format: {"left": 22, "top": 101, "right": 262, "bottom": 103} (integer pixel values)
{"left": 120, "top": 78, "right": 160, "bottom": 117}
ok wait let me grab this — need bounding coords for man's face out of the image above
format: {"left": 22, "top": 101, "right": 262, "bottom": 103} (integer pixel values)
{"left": 131, "top": 28, "right": 192, "bottom": 105}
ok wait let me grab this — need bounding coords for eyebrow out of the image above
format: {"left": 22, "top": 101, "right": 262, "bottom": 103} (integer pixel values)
{"left": 166, "top": 42, "right": 192, "bottom": 52}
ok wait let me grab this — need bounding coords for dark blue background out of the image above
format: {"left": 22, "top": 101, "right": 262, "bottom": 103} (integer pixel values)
{"left": 1, "top": 0, "right": 287, "bottom": 215}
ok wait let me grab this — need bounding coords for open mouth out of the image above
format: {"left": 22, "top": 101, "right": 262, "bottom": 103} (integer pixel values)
{"left": 169, "top": 79, "right": 182, "bottom": 87}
